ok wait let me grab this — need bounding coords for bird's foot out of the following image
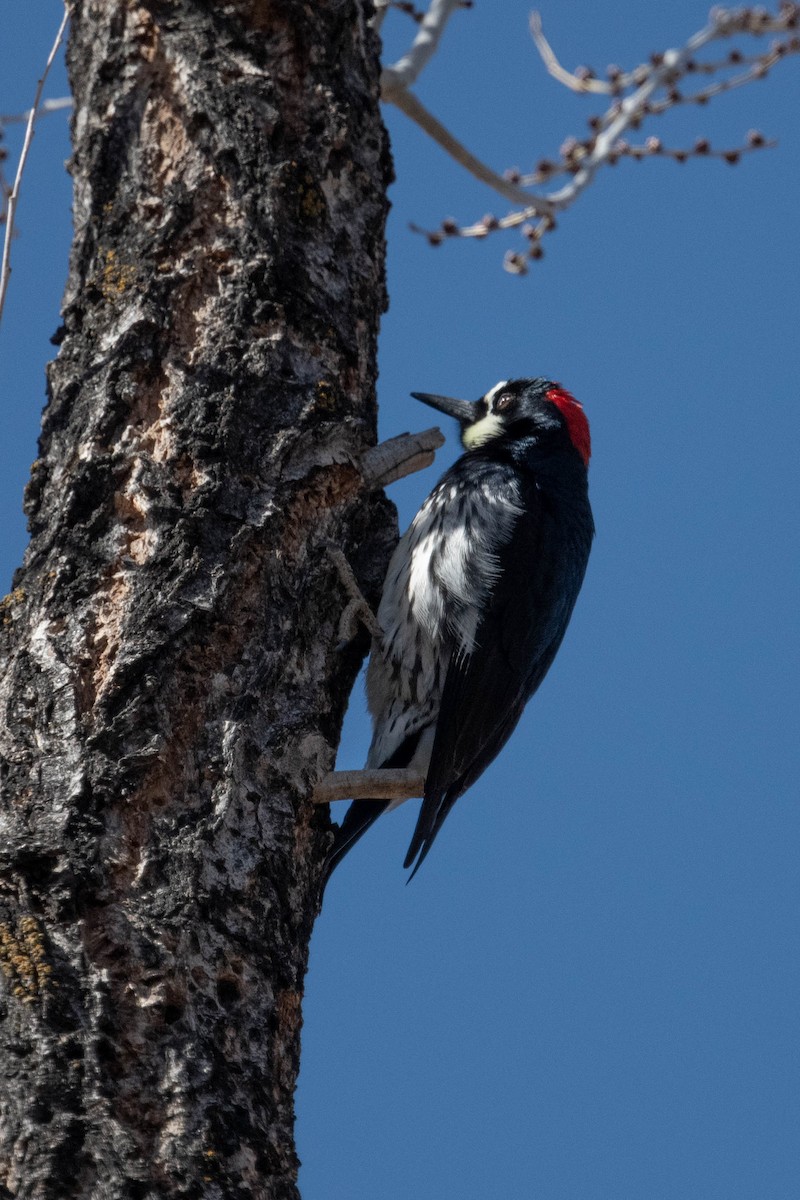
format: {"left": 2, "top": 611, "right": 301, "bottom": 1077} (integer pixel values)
{"left": 312, "top": 767, "right": 425, "bottom": 805}
{"left": 326, "top": 544, "right": 384, "bottom": 648}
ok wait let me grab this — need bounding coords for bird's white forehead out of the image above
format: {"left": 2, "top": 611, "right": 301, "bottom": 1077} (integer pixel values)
{"left": 483, "top": 380, "right": 509, "bottom": 406}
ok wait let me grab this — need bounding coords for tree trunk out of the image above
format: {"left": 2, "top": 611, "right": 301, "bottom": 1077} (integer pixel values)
{"left": 0, "top": 2, "right": 392, "bottom": 1196}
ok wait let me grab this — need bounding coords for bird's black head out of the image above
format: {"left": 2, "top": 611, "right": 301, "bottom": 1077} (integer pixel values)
{"left": 411, "top": 378, "right": 591, "bottom": 467}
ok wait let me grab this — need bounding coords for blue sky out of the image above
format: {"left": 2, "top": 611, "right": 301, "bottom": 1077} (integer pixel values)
{"left": 2, "top": 5, "right": 799, "bottom": 1199}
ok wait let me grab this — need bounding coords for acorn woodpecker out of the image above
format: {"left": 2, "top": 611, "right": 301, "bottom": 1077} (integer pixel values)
{"left": 328, "top": 377, "right": 594, "bottom": 879}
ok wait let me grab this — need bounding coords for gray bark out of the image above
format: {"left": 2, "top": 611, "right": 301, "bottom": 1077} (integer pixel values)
{"left": 0, "top": 2, "right": 393, "bottom": 1196}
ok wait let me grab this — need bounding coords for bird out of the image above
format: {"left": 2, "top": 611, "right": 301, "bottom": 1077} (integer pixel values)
{"left": 326, "top": 377, "right": 594, "bottom": 880}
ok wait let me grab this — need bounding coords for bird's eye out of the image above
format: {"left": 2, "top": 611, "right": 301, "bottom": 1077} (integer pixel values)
{"left": 494, "top": 392, "right": 514, "bottom": 412}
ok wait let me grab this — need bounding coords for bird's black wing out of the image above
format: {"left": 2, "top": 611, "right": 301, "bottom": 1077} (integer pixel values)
{"left": 404, "top": 481, "right": 589, "bottom": 876}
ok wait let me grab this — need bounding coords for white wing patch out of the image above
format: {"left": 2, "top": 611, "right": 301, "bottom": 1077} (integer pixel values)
{"left": 365, "top": 472, "right": 523, "bottom": 770}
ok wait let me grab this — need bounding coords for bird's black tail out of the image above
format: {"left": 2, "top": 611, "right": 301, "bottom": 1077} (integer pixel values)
{"left": 323, "top": 799, "right": 390, "bottom": 884}
{"left": 403, "top": 789, "right": 459, "bottom": 881}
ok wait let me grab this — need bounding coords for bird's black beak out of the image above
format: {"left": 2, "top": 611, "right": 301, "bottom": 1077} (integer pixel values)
{"left": 411, "top": 392, "right": 481, "bottom": 425}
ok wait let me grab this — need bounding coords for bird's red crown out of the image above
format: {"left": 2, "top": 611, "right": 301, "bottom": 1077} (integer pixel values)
{"left": 546, "top": 386, "right": 591, "bottom": 466}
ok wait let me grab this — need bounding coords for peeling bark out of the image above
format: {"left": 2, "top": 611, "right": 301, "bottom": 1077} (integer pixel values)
{"left": 0, "top": 2, "right": 392, "bottom": 1197}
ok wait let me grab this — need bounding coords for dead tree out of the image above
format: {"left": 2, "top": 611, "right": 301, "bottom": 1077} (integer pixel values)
{"left": 0, "top": 3, "right": 396, "bottom": 1196}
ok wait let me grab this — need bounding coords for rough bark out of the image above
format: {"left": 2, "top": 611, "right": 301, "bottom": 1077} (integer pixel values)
{"left": 0, "top": 2, "right": 393, "bottom": 1197}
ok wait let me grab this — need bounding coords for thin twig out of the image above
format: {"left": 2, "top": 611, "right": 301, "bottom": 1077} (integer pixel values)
{"left": 0, "top": 96, "right": 73, "bottom": 125}
{"left": 0, "top": 5, "right": 72, "bottom": 328}
{"left": 530, "top": 7, "right": 799, "bottom": 95}
{"left": 389, "top": 87, "right": 553, "bottom": 212}
{"left": 530, "top": 12, "right": 615, "bottom": 94}
{"left": 645, "top": 47, "right": 792, "bottom": 112}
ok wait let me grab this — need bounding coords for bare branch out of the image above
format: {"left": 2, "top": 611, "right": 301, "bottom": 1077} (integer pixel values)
{"left": 360, "top": 426, "right": 445, "bottom": 488}
{"left": 404, "top": 4, "right": 800, "bottom": 268}
{"left": 381, "top": 0, "right": 466, "bottom": 97}
{"left": 389, "top": 87, "right": 550, "bottom": 211}
{"left": 0, "top": 5, "right": 72, "bottom": 328}
{"left": 312, "top": 768, "right": 425, "bottom": 805}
